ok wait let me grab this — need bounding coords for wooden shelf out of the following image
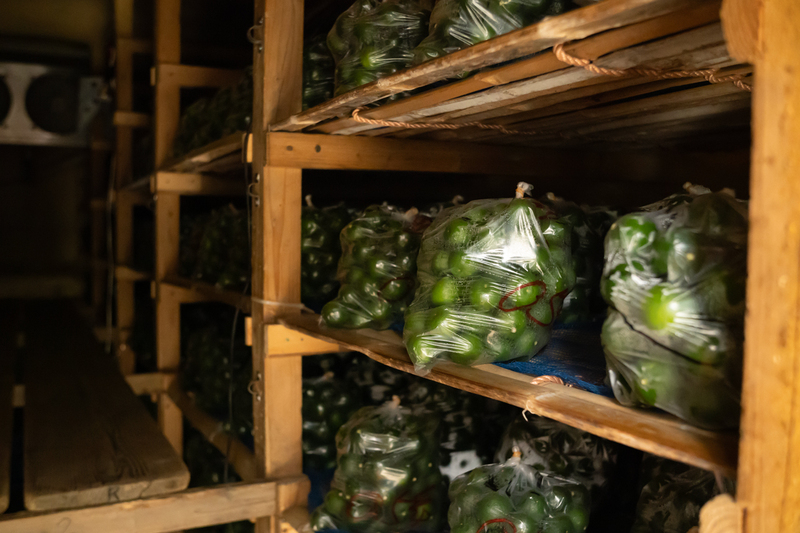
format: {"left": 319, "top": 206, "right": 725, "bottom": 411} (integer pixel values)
{"left": 160, "top": 276, "right": 251, "bottom": 313}
{"left": 159, "top": 132, "right": 245, "bottom": 175}
{"left": 23, "top": 301, "right": 190, "bottom": 511}
{"left": 116, "top": 264, "right": 152, "bottom": 281}
{"left": 150, "top": 171, "right": 247, "bottom": 196}
{"left": 276, "top": 312, "right": 739, "bottom": 476}
{"left": 271, "top": 0, "right": 750, "bottom": 149}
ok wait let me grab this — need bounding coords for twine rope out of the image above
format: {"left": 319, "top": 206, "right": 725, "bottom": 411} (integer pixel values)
{"left": 552, "top": 43, "right": 752, "bottom": 92}
{"left": 351, "top": 107, "right": 540, "bottom": 135}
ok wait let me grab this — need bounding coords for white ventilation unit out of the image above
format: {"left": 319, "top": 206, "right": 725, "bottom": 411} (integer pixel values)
{"left": 0, "top": 62, "right": 102, "bottom": 147}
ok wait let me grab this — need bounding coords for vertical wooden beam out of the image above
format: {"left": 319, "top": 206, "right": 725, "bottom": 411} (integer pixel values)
{"left": 154, "top": 0, "right": 181, "bottom": 168}
{"left": 738, "top": 1, "right": 800, "bottom": 532}
{"left": 114, "top": 0, "right": 135, "bottom": 38}
{"left": 252, "top": 0, "right": 305, "bottom": 530}
{"left": 155, "top": 192, "right": 182, "bottom": 455}
{"left": 115, "top": 191, "right": 136, "bottom": 375}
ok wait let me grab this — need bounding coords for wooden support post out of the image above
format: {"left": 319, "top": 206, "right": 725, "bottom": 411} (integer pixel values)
{"left": 154, "top": 0, "right": 181, "bottom": 168}
{"left": 252, "top": 0, "right": 305, "bottom": 530}
{"left": 116, "top": 190, "right": 137, "bottom": 375}
{"left": 155, "top": 192, "right": 182, "bottom": 455}
{"left": 738, "top": 1, "right": 800, "bottom": 532}
{"left": 115, "top": 0, "right": 136, "bottom": 188}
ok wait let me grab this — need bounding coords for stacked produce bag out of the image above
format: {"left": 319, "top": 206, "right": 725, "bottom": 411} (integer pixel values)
{"left": 173, "top": 69, "right": 252, "bottom": 157}
{"left": 303, "top": 36, "right": 336, "bottom": 110}
{"left": 412, "top": 0, "right": 573, "bottom": 65}
{"left": 302, "top": 198, "right": 358, "bottom": 308}
{"left": 448, "top": 451, "right": 591, "bottom": 533}
{"left": 311, "top": 398, "right": 447, "bottom": 532}
{"left": 542, "top": 194, "right": 616, "bottom": 323}
{"left": 404, "top": 183, "right": 576, "bottom": 371}
{"left": 302, "top": 372, "right": 360, "bottom": 470}
{"left": 179, "top": 205, "right": 250, "bottom": 291}
{"left": 327, "top": 0, "right": 431, "bottom": 94}
{"left": 600, "top": 186, "right": 747, "bottom": 428}
{"left": 631, "top": 456, "right": 726, "bottom": 533}
{"left": 322, "top": 204, "right": 430, "bottom": 330}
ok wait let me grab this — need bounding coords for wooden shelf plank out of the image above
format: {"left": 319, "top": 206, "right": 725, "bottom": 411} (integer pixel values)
{"left": 266, "top": 132, "right": 571, "bottom": 174}
{"left": 0, "top": 303, "right": 18, "bottom": 513}
{"left": 3, "top": 480, "right": 284, "bottom": 533}
{"left": 150, "top": 171, "right": 246, "bottom": 196}
{"left": 159, "top": 132, "right": 245, "bottom": 174}
{"left": 154, "top": 64, "right": 242, "bottom": 89}
{"left": 114, "top": 111, "right": 152, "bottom": 128}
{"left": 115, "top": 264, "right": 152, "bottom": 281}
{"left": 270, "top": 0, "right": 750, "bottom": 149}
{"left": 279, "top": 313, "right": 739, "bottom": 476}
{"left": 23, "top": 301, "right": 190, "bottom": 511}
{"left": 160, "top": 276, "right": 251, "bottom": 314}
{"left": 166, "top": 382, "right": 257, "bottom": 481}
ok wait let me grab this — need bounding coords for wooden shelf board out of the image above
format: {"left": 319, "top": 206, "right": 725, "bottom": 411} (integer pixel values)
{"left": 160, "top": 275, "right": 251, "bottom": 314}
{"left": 2, "top": 480, "right": 290, "bottom": 533}
{"left": 278, "top": 312, "right": 739, "bottom": 476}
{"left": 114, "top": 111, "right": 152, "bottom": 128}
{"left": 23, "top": 301, "right": 190, "bottom": 511}
{"left": 159, "top": 132, "right": 245, "bottom": 175}
{"left": 115, "top": 264, "right": 152, "bottom": 281}
{"left": 150, "top": 171, "right": 246, "bottom": 196}
{"left": 167, "top": 382, "right": 257, "bottom": 481}
{"left": 271, "top": 0, "right": 750, "bottom": 149}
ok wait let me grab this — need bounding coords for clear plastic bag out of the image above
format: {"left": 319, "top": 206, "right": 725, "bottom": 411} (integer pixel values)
{"left": 541, "top": 194, "right": 616, "bottom": 324}
{"left": 303, "top": 372, "right": 360, "bottom": 471}
{"left": 495, "top": 416, "right": 617, "bottom": 508}
{"left": 303, "top": 35, "right": 336, "bottom": 110}
{"left": 631, "top": 456, "right": 727, "bottom": 533}
{"left": 311, "top": 398, "right": 447, "bottom": 533}
{"left": 412, "top": 0, "right": 573, "bottom": 66}
{"left": 327, "top": 0, "right": 431, "bottom": 95}
{"left": 600, "top": 187, "right": 747, "bottom": 428}
{"left": 404, "top": 183, "right": 576, "bottom": 371}
{"left": 302, "top": 197, "right": 358, "bottom": 308}
{"left": 321, "top": 205, "right": 430, "bottom": 330}
{"left": 448, "top": 452, "right": 591, "bottom": 533}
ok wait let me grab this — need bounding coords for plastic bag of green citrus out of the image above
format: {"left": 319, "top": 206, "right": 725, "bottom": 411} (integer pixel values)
{"left": 303, "top": 35, "right": 336, "bottom": 110}
{"left": 302, "top": 196, "right": 357, "bottom": 308}
{"left": 449, "top": 450, "right": 591, "bottom": 533}
{"left": 303, "top": 372, "right": 360, "bottom": 471}
{"left": 411, "top": 0, "right": 573, "bottom": 66}
{"left": 327, "top": 0, "right": 431, "bottom": 95}
{"left": 600, "top": 185, "right": 747, "bottom": 429}
{"left": 495, "top": 416, "right": 617, "bottom": 509}
{"left": 322, "top": 204, "right": 431, "bottom": 330}
{"left": 310, "top": 396, "right": 447, "bottom": 533}
{"left": 404, "top": 182, "right": 576, "bottom": 371}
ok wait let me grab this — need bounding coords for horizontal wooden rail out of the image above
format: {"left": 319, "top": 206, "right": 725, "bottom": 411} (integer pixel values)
{"left": 166, "top": 382, "right": 257, "bottom": 481}
{"left": 114, "top": 111, "right": 152, "bottom": 128}
{"left": 159, "top": 132, "right": 245, "bottom": 174}
{"left": 152, "top": 64, "right": 242, "bottom": 88}
{"left": 150, "top": 171, "right": 246, "bottom": 196}
{"left": 266, "top": 323, "right": 343, "bottom": 356}
{"left": 116, "top": 265, "right": 152, "bottom": 281}
{"left": 266, "top": 132, "right": 571, "bottom": 174}
{"left": 0, "top": 481, "right": 283, "bottom": 533}
{"left": 126, "top": 372, "right": 176, "bottom": 396}
{"left": 159, "top": 277, "right": 252, "bottom": 314}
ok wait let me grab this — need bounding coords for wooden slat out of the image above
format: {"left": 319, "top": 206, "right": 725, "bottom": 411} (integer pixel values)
{"left": 272, "top": 0, "right": 712, "bottom": 131}
{"left": 3, "top": 481, "right": 280, "bottom": 533}
{"left": 114, "top": 111, "right": 152, "bottom": 128}
{"left": 0, "top": 303, "right": 17, "bottom": 513}
{"left": 150, "top": 171, "right": 246, "bottom": 196}
{"left": 166, "top": 382, "right": 257, "bottom": 481}
{"left": 117, "top": 37, "right": 154, "bottom": 55}
{"left": 154, "top": 0, "right": 181, "bottom": 168}
{"left": 280, "top": 313, "right": 739, "bottom": 476}
{"left": 315, "top": 0, "right": 723, "bottom": 136}
{"left": 720, "top": 0, "right": 761, "bottom": 63}
{"left": 116, "top": 265, "right": 152, "bottom": 281}
{"left": 738, "top": 1, "right": 800, "bottom": 532}
{"left": 125, "top": 372, "right": 175, "bottom": 396}
{"left": 265, "top": 324, "right": 342, "bottom": 356}
{"left": 160, "top": 132, "right": 245, "bottom": 174}
{"left": 23, "top": 302, "right": 190, "bottom": 511}
{"left": 154, "top": 64, "right": 243, "bottom": 89}
{"left": 161, "top": 276, "right": 252, "bottom": 314}
{"left": 267, "top": 132, "right": 570, "bottom": 174}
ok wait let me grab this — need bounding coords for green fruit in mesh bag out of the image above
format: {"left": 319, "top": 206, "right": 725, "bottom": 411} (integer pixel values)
{"left": 448, "top": 455, "right": 591, "bottom": 533}
{"left": 327, "top": 0, "right": 430, "bottom": 95}
{"left": 303, "top": 35, "right": 336, "bottom": 110}
{"left": 600, "top": 187, "right": 747, "bottom": 429}
{"left": 303, "top": 373, "right": 360, "bottom": 470}
{"left": 311, "top": 399, "right": 446, "bottom": 533}
{"left": 404, "top": 183, "right": 576, "bottom": 371}
{"left": 322, "top": 205, "right": 429, "bottom": 330}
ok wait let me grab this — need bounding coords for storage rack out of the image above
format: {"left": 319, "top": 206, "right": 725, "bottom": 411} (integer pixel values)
{"left": 0, "top": 0, "right": 796, "bottom": 532}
